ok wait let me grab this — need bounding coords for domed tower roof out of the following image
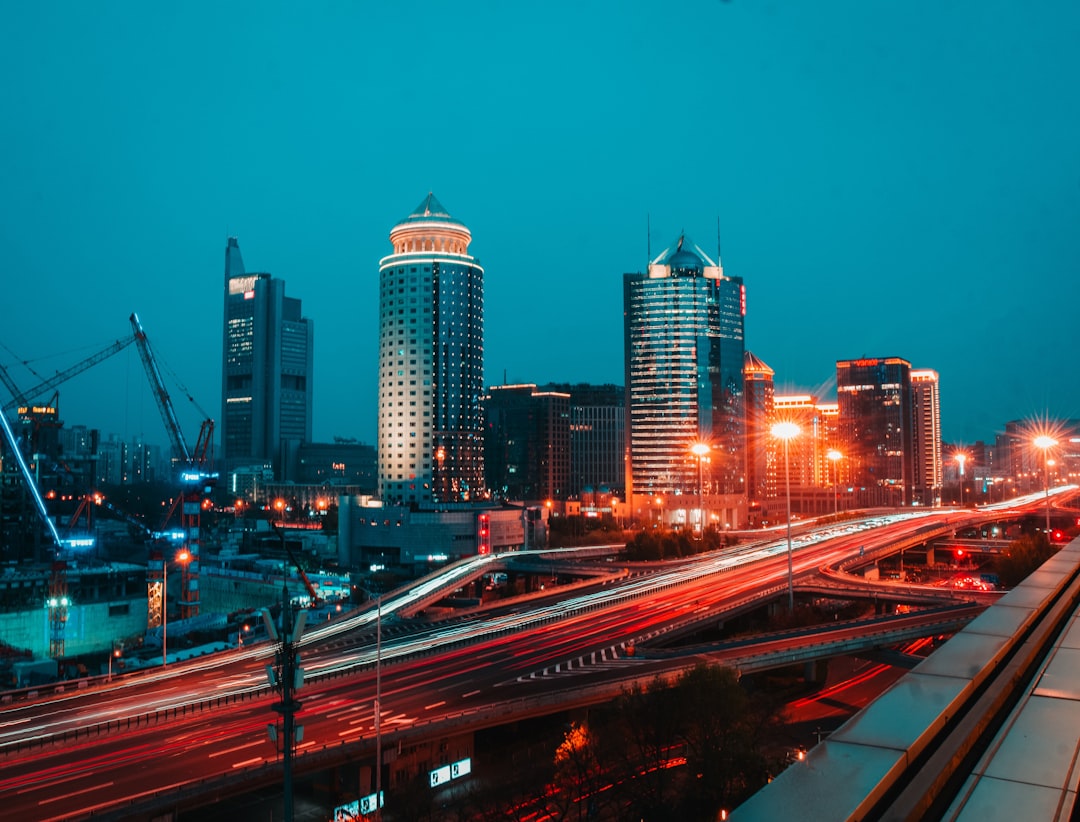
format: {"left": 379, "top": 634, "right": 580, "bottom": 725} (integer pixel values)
{"left": 402, "top": 192, "right": 454, "bottom": 224}
{"left": 651, "top": 234, "right": 716, "bottom": 273}
{"left": 744, "top": 350, "right": 774, "bottom": 376}
{"left": 389, "top": 193, "right": 473, "bottom": 257}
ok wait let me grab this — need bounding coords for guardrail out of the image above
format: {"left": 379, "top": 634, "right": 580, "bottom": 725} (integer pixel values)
{"left": 731, "top": 537, "right": 1080, "bottom": 821}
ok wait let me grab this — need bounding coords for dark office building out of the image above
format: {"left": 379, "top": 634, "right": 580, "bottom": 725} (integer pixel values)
{"left": 295, "top": 440, "right": 377, "bottom": 492}
{"left": 539, "top": 383, "right": 625, "bottom": 497}
{"left": 484, "top": 384, "right": 570, "bottom": 503}
{"left": 743, "top": 351, "right": 775, "bottom": 510}
{"left": 836, "top": 357, "right": 913, "bottom": 506}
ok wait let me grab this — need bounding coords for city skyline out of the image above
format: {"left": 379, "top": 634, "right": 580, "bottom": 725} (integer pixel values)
{"left": 2, "top": 2, "right": 1079, "bottom": 452}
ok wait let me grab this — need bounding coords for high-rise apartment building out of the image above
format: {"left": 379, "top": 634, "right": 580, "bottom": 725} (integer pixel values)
{"left": 623, "top": 235, "right": 746, "bottom": 528}
{"left": 539, "top": 382, "right": 625, "bottom": 497}
{"left": 836, "top": 357, "right": 913, "bottom": 506}
{"left": 220, "top": 238, "right": 313, "bottom": 487}
{"left": 743, "top": 351, "right": 774, "bottom": 509}
{"left": 378, "top": 194, "right": 484, "bottom": 505}
{"left": 484, "top": 384, "right": 570, "bottom": 502}
{"left": 911, "top": 369, "right": 943, "bottom": 506}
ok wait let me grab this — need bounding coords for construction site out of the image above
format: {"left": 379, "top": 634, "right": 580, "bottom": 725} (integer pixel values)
{"left": 0, "top": 314, "right": 349, "bottom": 689}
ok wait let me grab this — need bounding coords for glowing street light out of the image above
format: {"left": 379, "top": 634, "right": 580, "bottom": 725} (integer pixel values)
{"left": 826, "top": 449, "right": 843, "bottom": 517}
{"left": 771, "top": 422, "right": 800, "bottom": 612}
{"left": 107, "top": 643, "right": 121, "bottom": 682}
{"left": 1034, "top": 435, "right": 1057, "bottom": 534}
{"left": 955, "top": 453, "right": 968, "bottom": 506}
{"left": 690, "top": 443, "right": 711, "bottom": 537}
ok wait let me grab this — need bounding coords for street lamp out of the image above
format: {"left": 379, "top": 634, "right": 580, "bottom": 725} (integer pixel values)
{"left": 107, "top": 643, "right": 121, "bottom": 682}
{"left": 1034, "top": 435, "right": 1057, "bottom": 535}
{"left": 826, "top": 449, "right": 843, "bottom": 517}
{"left": 690, "top": 443, "right": 710, "bottom": 538}
{"left": 162, "top": 557, "right": 168, "bottom": 667}
{"left": 163, "top": 549, "right": 191, "bottom": 667}
{"left": 771, "top": 422, "right": 800, "bottom": 612}
{"left": 955, "top": 453, "right": 967, "bottom": 506}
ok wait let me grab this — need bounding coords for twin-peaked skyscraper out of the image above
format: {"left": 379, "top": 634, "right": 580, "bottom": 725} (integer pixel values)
{"left": 220, "top": 238, "right": 313, "bottom": 488}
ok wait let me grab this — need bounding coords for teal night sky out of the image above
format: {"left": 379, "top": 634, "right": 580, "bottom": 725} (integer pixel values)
{"left": 2, "top": 2, "right": 1078, "bottom": 447}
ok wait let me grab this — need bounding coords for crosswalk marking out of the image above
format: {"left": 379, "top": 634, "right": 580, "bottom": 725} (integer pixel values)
{"left": 511, "top": 643, "right": 640, "bottom": 683}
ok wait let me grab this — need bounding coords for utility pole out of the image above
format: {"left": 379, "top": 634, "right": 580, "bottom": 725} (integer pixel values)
{"left": 263, "top": 525, "right": 305, "bottom": 822}
{"left": 375, "top": 592, "right": 383, "bottom": 821}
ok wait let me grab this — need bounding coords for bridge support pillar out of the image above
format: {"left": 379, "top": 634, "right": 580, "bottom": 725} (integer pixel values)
{"left": 804, "top": 659, "right": 828, "bottom": 685}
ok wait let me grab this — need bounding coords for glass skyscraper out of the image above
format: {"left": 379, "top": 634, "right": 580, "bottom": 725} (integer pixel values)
{"left": 378, "top": 194, "right": 484, "bottom": 505}
{"left": 220, "top": 237, "right": 313, "bottom": 486}
{"left": 623, "top": 235, "right": 746, "bottom": 526}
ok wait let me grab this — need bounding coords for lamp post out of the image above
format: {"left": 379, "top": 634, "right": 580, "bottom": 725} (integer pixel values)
{"left": 690, "top": 443, "right": 710, "bottom": 538}
{"left": 955, "top": 453, "right": 967, "bottom": 506}
{"left": 162, "top": 558, "right": 167, "bottom": 667}
{"left": 771, "top": 422, "right": 800, "bottom": 613}
{"left": 826, "top": 449, "right": 842, "bottom": 517}
{"left": 375, "top": 592, "right": 383, "bottom": 822}
{"left": 162, "top": 549, "right": 190, "bottom": 667}
{"left": 1034, "top": 435, "right": 1057, "bottom": 535}
{"left": 107, "top": 644, "right": 120, "bottom": 682}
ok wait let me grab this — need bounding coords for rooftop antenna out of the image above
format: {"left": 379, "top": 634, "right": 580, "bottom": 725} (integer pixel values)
{"left": 647, "top": 213, "right": 651, "bottom": 268}
{"left": 716, "top": 216, "right": 723, "bottom": 269}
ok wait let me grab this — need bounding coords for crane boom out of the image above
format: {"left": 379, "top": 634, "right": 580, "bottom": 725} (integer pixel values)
{"left": 0, "top": 363, "right": 27, "bottom": 408}
{"left": 1, "top": 336, "right": 136, "bottom": 412}
{"left": 129, "top": 312, "right": 192, "bottom": 463}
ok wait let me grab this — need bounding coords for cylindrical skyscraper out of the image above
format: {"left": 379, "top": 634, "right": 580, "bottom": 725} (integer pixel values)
{"left": 378, "top": 194, "right": 485, "bottom": 505}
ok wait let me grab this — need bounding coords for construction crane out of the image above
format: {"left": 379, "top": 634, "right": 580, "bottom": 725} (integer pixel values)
{"left": 1, "top": 335, "right": 136, "bottom": 413}
{"left": 128, "top": 312, "right": 216, "bottom": 622}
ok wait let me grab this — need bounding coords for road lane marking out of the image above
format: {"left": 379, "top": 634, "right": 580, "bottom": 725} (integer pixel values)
{"left": 209, "top": 740, "right": 264, "bottom": 758}
{"left": 424, "top": 701, "right": 446, "bottom": 710}
{"left": 327, "top": 705, "right": 365, "bottom": 719}
{"left": 38, "top": 782, "right": 113, "bottom": 804}
{"left": 232, "top": 757, "right": 263, "bottom": 768}
{"left": 461, "top": 689, "right": 480, "bottom": 698}
{"left": 338, "top": 725, "right": 365, "bottom": 738}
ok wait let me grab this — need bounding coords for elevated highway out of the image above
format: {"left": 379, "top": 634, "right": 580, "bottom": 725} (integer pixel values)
{"left": 0, "top": 489, "right": 1074, "bottom": 819}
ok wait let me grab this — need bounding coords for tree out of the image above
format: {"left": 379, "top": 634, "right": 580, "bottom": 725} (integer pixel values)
{"left": 604, "top": 676, "right": 684, "bottom": 818}
{"left": 672, "top": 664, "right": 777, "bottom": 817}
{"left": 552, "top": 722, "right": 607, "bottom": 820}
{"left": 993, "top": 532, "right": 1057, "bottom": 588}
